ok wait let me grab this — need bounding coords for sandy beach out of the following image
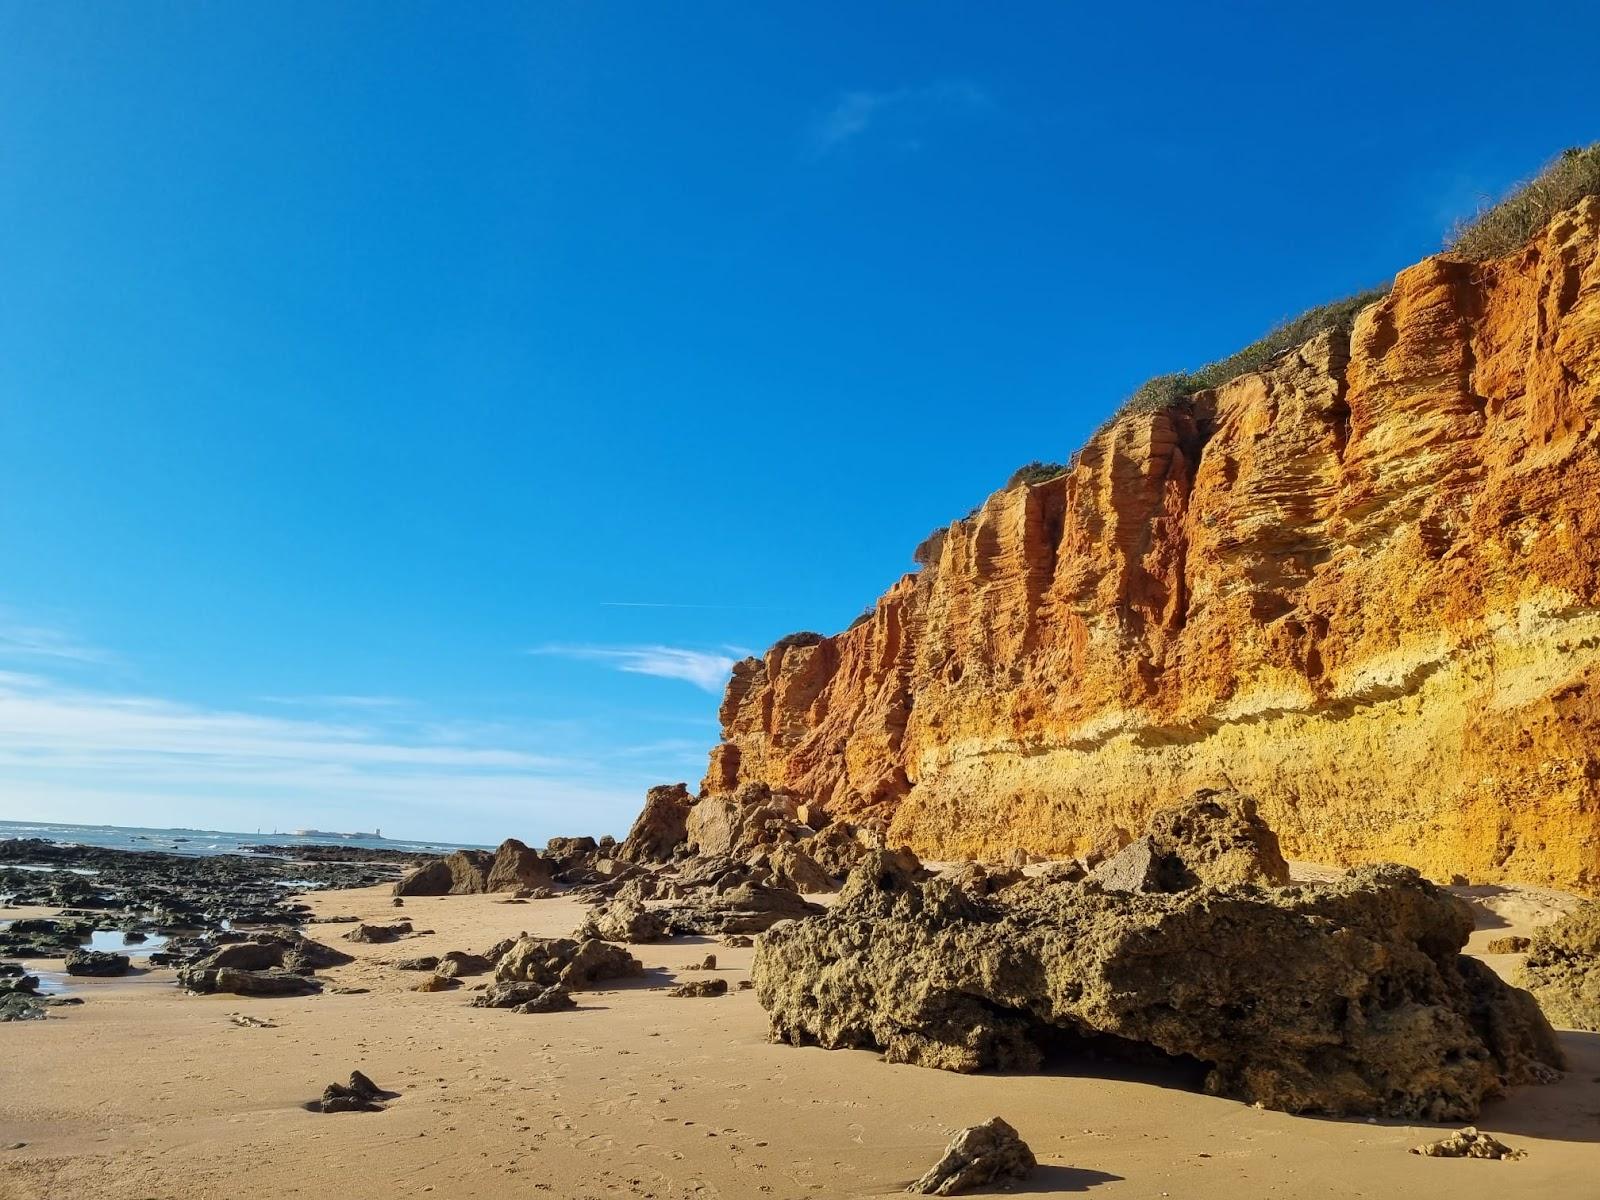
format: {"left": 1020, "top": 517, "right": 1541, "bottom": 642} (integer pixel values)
{"left": 2, "top": 874, "right": 1594, "bottom": 1200}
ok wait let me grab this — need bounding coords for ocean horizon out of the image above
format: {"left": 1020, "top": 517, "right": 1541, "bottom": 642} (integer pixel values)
{"left": 0, "top": 818, "right": 488, "bottom": 858}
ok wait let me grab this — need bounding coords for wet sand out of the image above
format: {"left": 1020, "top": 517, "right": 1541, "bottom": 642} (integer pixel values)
{"left": 1, "top": 878, "right": 1595, "bottom": 1199}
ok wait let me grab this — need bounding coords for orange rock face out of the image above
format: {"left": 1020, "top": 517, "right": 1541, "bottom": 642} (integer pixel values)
{"left": 707, "top": 199, "right": 1600, "bottom": 894}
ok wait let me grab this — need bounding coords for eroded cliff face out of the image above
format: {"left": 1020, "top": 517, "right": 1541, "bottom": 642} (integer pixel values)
{"left": 707, "top": 198, "right": 1600, "bottom": 894}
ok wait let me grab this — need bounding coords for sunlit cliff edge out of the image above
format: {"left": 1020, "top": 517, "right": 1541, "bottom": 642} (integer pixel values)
{"left": 705, "top": 196, "right": 1600, "bottom": 894}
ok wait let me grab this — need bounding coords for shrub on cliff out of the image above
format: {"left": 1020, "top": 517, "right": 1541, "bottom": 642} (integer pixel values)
{"left": 1006, "top": 460, "right": 1069, "bottom": 488}
{"left": 1448, "top": 143, "right": 1600, "bottom": 261}
{"left": 772, "top": 630, "right": 824, "bottom": 651}
{"left": 912, "top": 527, "right": 947, "bottom": 568}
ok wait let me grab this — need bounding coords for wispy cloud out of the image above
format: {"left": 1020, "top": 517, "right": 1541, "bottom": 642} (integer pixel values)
{"left": 257, "top": 694, "right": 413, "bottom": 711}
{"left": 0, "top": 609, "right": 114, "bottom": 665}
{"left": 529, "top": 644, "right": 740, "bottom": 693}
{"left": 807, "top": 80, "right": 991, "bottom": 158}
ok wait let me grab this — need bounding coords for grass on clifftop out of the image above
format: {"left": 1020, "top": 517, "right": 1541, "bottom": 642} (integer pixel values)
{"left": 1116, "top": 286, "right": 1389, "bottom": 421}
{"left": 1109, "top": 142, "right": 1600, "bottom": 427}
{"left": 1447, "top": 143, "right": 1600, "bottom": 260}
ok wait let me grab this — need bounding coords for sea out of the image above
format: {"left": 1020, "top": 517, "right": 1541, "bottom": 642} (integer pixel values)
{"left": 0, "top": 819, "right": 487, "bottom": 858}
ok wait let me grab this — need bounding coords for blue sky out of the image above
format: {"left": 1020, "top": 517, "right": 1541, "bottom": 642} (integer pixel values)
{"left": 1, "top": 3, "right": 1596, "bottom": 843}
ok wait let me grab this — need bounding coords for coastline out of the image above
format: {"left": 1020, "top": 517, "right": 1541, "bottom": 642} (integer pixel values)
{"left": 2, "top": 866, "right": 1594, "bottom": 1199}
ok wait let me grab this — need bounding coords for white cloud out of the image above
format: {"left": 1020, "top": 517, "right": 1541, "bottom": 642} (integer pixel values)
{"left": 807, "top": 80, "right": 991, "bottom": 157}
{"left": 529, "top": 644, "right": 738, "bottom": 693}
{"left": 0, "top": 609, "right": 113, "bottom": 665}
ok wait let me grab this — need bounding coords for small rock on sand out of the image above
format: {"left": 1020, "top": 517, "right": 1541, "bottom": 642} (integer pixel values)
{"left": 669, "top": 978, "right": 728, "bottom": 998}
{"left": 1411, "top": 1127, "right": 1525, "bottom": 1160}
{"left": 910, "top": 1116, "right": 1036, "bottom": 1195}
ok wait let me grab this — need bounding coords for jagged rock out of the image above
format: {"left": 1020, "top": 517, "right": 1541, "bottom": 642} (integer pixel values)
{"left": 1087, "top": 836, "right": 1165, "bottom": 893}
{"left": 178, "top": 967, "right": 321, "bottom": 996}
{"left": 1087, "top": 791, "right": 1287, "bottom": 894}
{"left": 0, "top": 994, "right": 44, "bottom": 1021}
{"left": 486, "top": 839, "right": 555, "bottom": 892}
{"left": 618, "top": 783, "right": 695, "bottom": 863}
{"left": 435, "top": 950, "right": 492, "bottom": 979}
{"left": 754, "top": 852, "right": 1564, "bottom": 1119}
{"left": 543, "top": 837, "right": 600, "bottom": 874}
{"left": 761, "top": 844, "right": 835, "bottom": 893}
{"left": 342, "top": 921, "right": 413, "bottom": 944}
{"left": 1411, "top": 1127, "right": 1525, "bottom": 1160}
{"left": 686, "top": 782, "right": 804, "bottom": 859}
{"left": 317, "top": 1070, "right": 390, "bottom": 1113}
{"left": 1487, "top": 935, "right": 1532, "bottom": 954}
{"left": 1517, "top": 901, "right": 1599, "bottom": 1031}
{"left": 1029, "top": 860, "right": 1088, "bottom": 886}
{"left": 1144, "top": 789, "right": 1289, "bottom": 888}
{"left": 670, "top": 978, "right": 727, "bottom": 998}
{"left": 493, "top": 936, "right": 643, "bottom": 991}
{"left": 940, "top": 862, "right": 1023, "bottom": 898}
{"left": 910, "top": 1117, "right": 1036, "bottom": 1195}
{"left": 722, "top": 934, "right": 754, "bottom": 948}
{"left": 471, "top": 981, "right": 576, "bottom": 1012}
{"left": 574, "top": 898, "right": 669, "bottom": 943}
{"left": 392, "top": 850, "right": 494, "bottom": 897}
{"left": 63, "top": 950, "right": 131, "bottom": 977}
{"left": 808, "top": 822, "right": 870, "bottom": 879}
{"left": 661, "top": 883, "right": 824, "bottom": 936}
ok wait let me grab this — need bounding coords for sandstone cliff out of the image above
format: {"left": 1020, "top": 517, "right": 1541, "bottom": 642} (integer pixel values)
{"left": 707, "top": 198, "right": 1600, "bottom": 894}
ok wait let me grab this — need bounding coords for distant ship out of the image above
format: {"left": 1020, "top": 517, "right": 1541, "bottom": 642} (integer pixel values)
{"left": 291, "top": 828, "right": 385, "bottom": 840}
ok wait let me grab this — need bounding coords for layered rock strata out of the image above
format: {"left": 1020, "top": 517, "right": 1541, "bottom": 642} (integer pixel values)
{"left": 710, "top": 199, "right": 1600, "bottom": 893}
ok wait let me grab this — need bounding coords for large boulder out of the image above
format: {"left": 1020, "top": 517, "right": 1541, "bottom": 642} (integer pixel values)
{"left": 685, "top": 782, "right": 802, "bottom": 859}
{"left": 392, "top": 849, "right": 495, "bottom": 896}
{"left": 1517, "top": 900, "right": 1599, "bottom": 1031}
{"left": 177, "top": 966, "right": 321, "bottom": 996}
{"left": 618, "top": 783, "right": 695, "bottom": 863}
{"left": 485, "top": 839, "right": 555, "bottom": 892}
{"left": 543, "top": 837, "right": 600, "bottom": 873}
{"left": 63, "top": 950, "right": 130, "bottom": 977}
{"left": 753, "top": 854, "right": 1564, "bottom": 1119}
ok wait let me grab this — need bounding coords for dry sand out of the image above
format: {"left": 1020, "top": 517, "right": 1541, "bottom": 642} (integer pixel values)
{"left": 1, "top": 877, "right": 1595, "bottom": 1200}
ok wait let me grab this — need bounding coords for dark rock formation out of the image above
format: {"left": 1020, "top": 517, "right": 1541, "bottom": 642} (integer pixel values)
{"left": 178, "top": 966, "right": 321, "bottom": 996}
{"left": 910, "top": 1117, "right": 1036, "bottom": 1196}
{"left": 471, "top": 981, "right": 575, "bottom": 1013}
{"left": 316, "top": 1070, "right": 392, "bottom": 1113}
{"left": 753, "top": 851, "right": 1564, "bottom": 1119}
{"left": 343, "top": 921, "right": 413, "bottom": 944}
{"left": 1517, "top": 901, "right": 1599, "bottom": 1031}
{"left": 63, "top": 950, "right": 130, "bottom": 977}
{"left": 669, "top": 978, "right": 727, "bottom": 998}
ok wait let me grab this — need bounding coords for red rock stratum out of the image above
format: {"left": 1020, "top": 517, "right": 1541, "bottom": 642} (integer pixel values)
{"left": 707, "top": 198, "right": 1600, "bottom": 894}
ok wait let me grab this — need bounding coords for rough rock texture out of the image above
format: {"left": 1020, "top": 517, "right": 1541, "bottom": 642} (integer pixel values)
{"left": 1517, "top": 900, "right": 1600, "bottom": 1030}
{"left": 177, "top": 966, "right": 320, "bottom": 997}
{"left": 618, "top": 783, "right": 695, "bottom": 863}
{"left": 1087, "top": 789, "right": 1288, "bottom": 893}
{"left": 660, "top": 883, "right": 824, "bottom": 935}
{"left": 753, "top": 852, "right": 1564, "bottom": 1118}
{"left": 1411, "top": 1127, "right": 1526, "bottom": 1160}
{"left": 485, "top": 839, "right": 555, "bottom": 893}
{"left": 669, "top": 977, "right": 728, "bottom": 998}
{"left": 493, "top": 936, "right": 643, "bottom": 991}
{"left": 910, "top": 1117, "right": 1036, "bottom": 1196}
{"left": 63, "top": 950, "right": 130, "bottom": 977}
{"left": 393, "top": 850, "right": 496, "bottom": 896}
{"left": 575, "top": 899, "right": 669, "bottom": 944}
{"left": 707, "top": 200, "right": 1600, "bottom": 894}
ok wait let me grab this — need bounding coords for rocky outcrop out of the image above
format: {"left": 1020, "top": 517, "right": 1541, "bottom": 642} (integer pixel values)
{"left": 1517, "top": 900, "right": 1599, "bottom": 1030}
{"left": 911, "top": 1118, "right": 1036, "bottom": 1196}
{"left": 707, "top": 200, "right": 1600, "bottom": 894}
{"left": 492, "top": 936, "right": 643, "bottom": 991}
{"left": 753, "top": 851, "right": 1564, "bottom": 1118}
{"left": 63, "top": 950, "right": 129, "bottom": 977}
{"left": 618, "top": 783, "right": 694, "bottom": 863}
{"left": 1087, "top": 788, "right": 1288, "bottom": 893}
{"left": 486, "top": 839, "right": 555, "bottom": 892}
